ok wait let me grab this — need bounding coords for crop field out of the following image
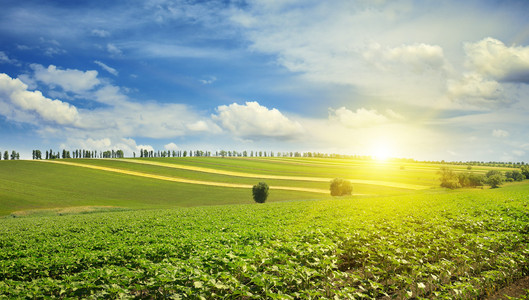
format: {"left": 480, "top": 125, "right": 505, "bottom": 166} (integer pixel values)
{"left": 0, "top": 157, "right": 528, "bottom": 298}
{"left": 0, "top": 157, "right": 461, "bottom": 216}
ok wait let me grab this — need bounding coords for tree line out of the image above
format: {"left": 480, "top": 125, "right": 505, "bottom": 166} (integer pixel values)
{"left": 0, "top": 150, "right": 20, "bottom": 160}
{"left": 31, "top": 149, "right": 125, "bottom": 160}
{"left": 438, "top": 165, "right": 529, "bottom": 189}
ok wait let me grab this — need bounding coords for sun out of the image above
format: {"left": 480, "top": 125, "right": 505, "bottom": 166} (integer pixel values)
{"left": 370, "top": 139, "right": 394, "bottom": 161}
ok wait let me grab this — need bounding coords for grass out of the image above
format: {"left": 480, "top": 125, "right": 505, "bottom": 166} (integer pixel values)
{"left": 0, "top": 159, "right": 324, "bottom": 216}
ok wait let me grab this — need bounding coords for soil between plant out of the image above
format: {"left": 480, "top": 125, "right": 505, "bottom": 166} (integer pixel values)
{"left": 486, "top": 276, "right": 529, "bottom": 299}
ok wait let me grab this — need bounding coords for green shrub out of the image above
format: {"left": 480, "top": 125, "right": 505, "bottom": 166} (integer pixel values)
{"left": 487, "top": 173, "right": 504, "bottom": 189}
{"left": 330, "top": 178, "right": 353, "bottom": 196}
{"left": 438, "top": 167, "right": 461, "bottom": 189}
{"left": 505, "top": 170, "right": 525, "bottom": 181}
{"left": 252, "top": 182, "right": 269, "bottom": 203}
{"left": 521, "top": 165, "right": 529, "bottom": 179}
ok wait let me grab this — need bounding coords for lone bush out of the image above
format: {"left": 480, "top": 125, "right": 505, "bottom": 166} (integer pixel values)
{"left": 252, "top": 182, "right": 269, "bottom": 203}
{"left": 330, "top": 178, "right": 353, "bottom": 196}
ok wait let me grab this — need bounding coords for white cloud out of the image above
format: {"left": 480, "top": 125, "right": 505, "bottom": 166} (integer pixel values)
{"left": 385, "top": 109, "right": 405, "bottom": 121}
{"left": 60, "top": 137, "right": 154, "bottom": 156}
{"left": 447, "top": 73, "right": 503, "bottom": 101}
{"left": 0, "top": 73, "right": 79, "bottom": 125}
{"left": 186, "top": 120, "right": 209, "bottom": 132}
{"left": 94, "top": 60, "right": 118, "bottom": 76}
{"left": 91, "top": 29, "right": 110, "bottom": 37}
{"left": 107, "top": 43, "right": 122, "bottom": 55}
{"left": 0, "top": 51, "right": 17, "bottom": 64}
{"left": 329, "top": 107, "right": 393, "bottom": 128}
{"left": 492, "top": 129, "right": 509, "bottom": 138}
{"left": 364, "top": 43, "right": 447, "bottom": 73}
{"left": 465, "top": 38, "right": 529, "bottom": 83}
{"left": 212, "top": 101, "right": 303, "bottom": 140}
{"left": 164, "top": 142, "right": 179, "bottom": 151}
{"left": 31, "top": 64, "right": 100, "bottom": 93}
{"left": 199, "top": 76, "right": 216, "bottom": 85}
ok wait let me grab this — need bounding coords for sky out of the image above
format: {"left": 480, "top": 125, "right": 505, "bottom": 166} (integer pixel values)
{"left": 1, "top": 0, "right": 529, "bottom": 162}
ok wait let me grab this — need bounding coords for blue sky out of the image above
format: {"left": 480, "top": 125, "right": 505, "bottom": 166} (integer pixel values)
{"left": 1, "top": 0, "right": 529, "bottom": 162}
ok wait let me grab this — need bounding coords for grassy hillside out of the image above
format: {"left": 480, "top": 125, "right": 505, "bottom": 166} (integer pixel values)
{"left": 0, "top": 159, "right": 323, "bottom": 216}
{"left": 0, "top": 157, "right": 517, "bottom": 216}
{"left": 1, "top": 183, "right": 528, "bottom": 298}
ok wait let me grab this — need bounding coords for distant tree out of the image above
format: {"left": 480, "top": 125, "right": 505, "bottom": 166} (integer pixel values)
{"left": 521, "top": 165, "right": 529, "bottom": 180}
{"left": 459, "top": 173, "right": 484, "bottom": 187}
{"left": 438, "top": 167, "right": 461, "bottom": 189}
{"left": 10, "top": 150, "right": 16, "bottom": 160}
{"left": 485, "top": 170, "right": 504, "bottom": 188}
{"left": 330, "top": 178, "right": 353, "bottom": 196}
{"left": 183, "top": 150, "right": 187, "bottom": 157}
{"left": 505, "top": 170, "right": 524, "bottom": 182}
{"left": 252, "top": 182, "right": 269, "bottom": 203}
{"left": 487, "top": 174, "right": 504, "bottom": 188}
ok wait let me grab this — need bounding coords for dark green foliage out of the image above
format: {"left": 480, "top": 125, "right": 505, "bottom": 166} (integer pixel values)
{"left": 485, "top": 170, "right": 504, "bottom": 188}
{"left": 505, "top": 170, "right": 525, "bottom": 182}
{"left": 485, "top": 170, "right": 502, "bottom": 178}
{"left": 521, "top": 165, "right": 529, "bottom": 179}
{"left": 252, "top": 182, "right": 269, "bottom": 203}
{"left": 487, "top": 174, "right": 504, "bottom": 188}
{"left": 457, "top": 173, "right": 484, "bottom": 187}
{"left": 330, "top": 178, "right": 353, "bottom": 196}
{"left": 439, "top": 168, "right": 485, "bottom": 189}
{"left": 438, "top": 167, "right": 461, "bottom": 189}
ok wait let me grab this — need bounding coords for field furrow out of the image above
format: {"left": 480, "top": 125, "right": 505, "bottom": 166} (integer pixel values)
{"left": 115, "top": 158, "right": 430, "bottom": 190}
{"left": 40, "top": 160, "right": 330, "bottom": 194}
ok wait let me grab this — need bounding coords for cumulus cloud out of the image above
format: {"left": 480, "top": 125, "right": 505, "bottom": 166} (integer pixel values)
{"left": 164, "top": 142, "right": 179, "bottom": 151}
{"left": 328, "top": 107, "right": 404, "bottom": 128}
{"left": 186, "top": 120, "right": 210, "bottom": 132}
{"left": 31, "top": 64, "right": 100, "bottom": 93}
{"left": 0, "top": 73, "right": 79, "bottom": 125}
{"left": 94, "top": 60, "right": 118, "bottom": 76}
{"left": 465, "top": 38, "right": 529, "bottom": 83}
{"left": 447, "top": 73, "right": 503, "bottom": 101}
{"left": 492, "top": 129, "right": 509, "bottom": 138}
{"left": 212, "top": 101, "right": 303, "bottom": 140}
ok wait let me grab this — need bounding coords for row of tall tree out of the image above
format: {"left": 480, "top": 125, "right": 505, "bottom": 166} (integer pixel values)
{"left": 0, "top": 150, "right": 20, "bottom": 160}
{"left": 31, "top": 149, "right": 125, "bottom": 160}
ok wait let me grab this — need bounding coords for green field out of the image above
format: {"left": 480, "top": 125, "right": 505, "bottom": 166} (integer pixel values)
{"left": 0, "top": 157, "right": 528, "bottom": 298}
